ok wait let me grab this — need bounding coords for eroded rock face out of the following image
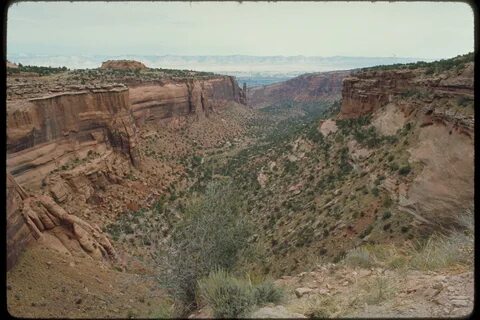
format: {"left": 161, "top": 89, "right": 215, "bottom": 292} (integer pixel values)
{"left": 6, "top": 71, "right": 245, "bottom": 270}
{"left": 341, "top": 62, "right": 474, "bottom": 229}
{"left": 100, "top": 60, "right": 147, "bottom": 70}
{"left": 248, "top": 70, "right": 350, "bottom": 108}
{"left": 7, "top": 86, "right": 140, "bottom": 189}
{"left": 340, "top": 62, "right": 474, "bottom": 119}
{"left": 6, "top": 174, "right": 116, "bottom": 270}
{"left": 403, "top": 123, "right": 474, "bottom": 229}
{"left": 129, "top": 76, "right": 245, "bottom": 125}
{"left": 6, "top": 174, "right": 34, "bottom": 270}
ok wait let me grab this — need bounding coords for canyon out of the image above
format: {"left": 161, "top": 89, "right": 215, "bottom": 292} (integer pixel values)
{"left": 6, "top": 54, "right": 474, "bottom": 318}
{"left": 6, "top": 61, "right": 247, "bottom": 271}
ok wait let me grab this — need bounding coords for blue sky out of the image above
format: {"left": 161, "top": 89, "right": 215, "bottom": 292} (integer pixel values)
{"left": 7, "top": 1, "right": 474, "bottom": 59}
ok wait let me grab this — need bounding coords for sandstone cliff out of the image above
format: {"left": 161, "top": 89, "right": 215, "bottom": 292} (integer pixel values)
{"left": 339, "top": 61, "right": 474, "bottom": 230}
{"left": 340, "top": 62, "right": 474, "bottom": 119}
{"left": 7, "top": 86, "right": 140, "bottom": 190}
{"left": 7, "top": 173, "right": 116, "bottom": 270}
{"left": 129, "top": 76, "right": 245, "bottom": 125}
{"left": 6, "top": 69, "right": 246, "bottom": 269}
{"left": 248, "top": 70, "right": 350, "bottom": 108}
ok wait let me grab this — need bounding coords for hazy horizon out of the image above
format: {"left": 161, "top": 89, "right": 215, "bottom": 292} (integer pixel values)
{"left": 7, "top": 1, "right": 474, "bottom": 60}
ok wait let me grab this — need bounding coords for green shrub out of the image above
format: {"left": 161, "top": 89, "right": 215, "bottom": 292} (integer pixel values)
{"left": 197, "top": 270, "right": 255, "bottom": 318}
{"left": 253, "top": 281, "right": 284, "bottom": 305}
{"left": 364, "top": 276, "right": 395, "bottom": 305}
{"left": 151, "top": 300, "right": 175, "bottom": 318}
{"left": 360, "top": 225, "right": 374, "bottom": 238}
{"left": 382, "top": 211, "right": 392, "bottom": 220}
{"left": 159, "top": 181, "right": 253, "bottom": 314}
{"left": 398, "top": 165, "right": 411, "bottom": 176}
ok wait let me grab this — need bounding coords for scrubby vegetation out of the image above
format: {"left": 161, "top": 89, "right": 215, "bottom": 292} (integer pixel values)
{"left": 7, "top": 64, "right": 69, "bottom": 76}
{"left": 357, "top": 52, "right": 473, "bottom": 73}
{"left": 158, "top": 181, "right": 255, "bottom": 314}
{"left": 196, "top": 269, "right": 284, "bottom": 318}
{"left": 343, "top": 207, "right": 474, "bottom": 271}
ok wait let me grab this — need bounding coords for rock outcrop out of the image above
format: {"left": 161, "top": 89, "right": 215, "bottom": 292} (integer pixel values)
{"left": 100, "top": 60, "right": 147, "bottom": 70}
{"left": 7, "top": 86, "right": 140, "bottom": 190}
{"left": 339, "top": 61, "right": 474, "bottom": 229}
{"left": 248, "top": 70, "right": 350, "bottom": 108}
{"left": 129, "top": 76, "right": 245, "bottom": 125}
{"left": 6, "top": 68, "right": 246, "bottom": 269}
{"left": 340, "top": 62, "right": 474, "bottom": 119}
{"left": 7, "top": 173, "right": 116, "bottom": 271}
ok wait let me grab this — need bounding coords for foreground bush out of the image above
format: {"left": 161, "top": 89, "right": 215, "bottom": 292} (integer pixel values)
{"left": 343, "top": 207, "right": 473, "bottom": 271}
{"left": 253, "top": 280, "right": 284, "bottom": 306}
{"left": 159, "top": 181, "right": 253, "bottom": 314}
{"left": 197, "top": 270, "right": 284, "bottom": 318}
{"left": 197, "top": 270, "right": 255, "bottom": 318}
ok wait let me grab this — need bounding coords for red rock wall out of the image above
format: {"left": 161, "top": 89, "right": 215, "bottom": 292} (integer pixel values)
{"left": 248, "top": 70, "right": 350, "bottom": 108}
{"left": 340, "top": 63, "right": 474, "bottom": 119}
{"left": 129, "top": 76, "right": 244, "bottom": 125}
{"left": 7, "top": 87, "right": 139, "bottom": 189}
{"left": 6, "top": 174, "right": 34, "bottom": 270}
{"left": 6, "top": 173, "right": 116, "bottom": 271}
{"left": 6, "top": 75, "right": 244, "bottom": 269}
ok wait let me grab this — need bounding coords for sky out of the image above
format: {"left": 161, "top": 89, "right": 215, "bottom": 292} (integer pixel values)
{"left": 6, "top": 1, "right": 475, "bottom": 59}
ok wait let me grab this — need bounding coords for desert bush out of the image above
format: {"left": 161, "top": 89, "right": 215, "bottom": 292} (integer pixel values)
{"left": 197, "top": 270, "right": 255, "bottom": 318}
{"left": 363, "top": 276, "right": 395, "bottom": 305}
{"left": 344, "top": 207, "right": 473, "bottom": 271}
{"left": 151, "top": 300, "right": 176, "bottom": 318}
{"left": 408, "top": 232, "right": 473, "bottom": 271}
{"left": 253, "top": 280, "right": 284, "bottom": 305}
{"left": 398, "top": 165, "right": 411, "bottom": 176}
{"left": 159, "top": 181, "right": 253, "bottom": 314}
{"left": 360, "top": 225, "right": 374, "bottom": 238}
{"left": 382, "top": 211, "right": 392, "bottom": 220}
{"left": 302, "top": 295, "right": 339, "bottom": 318}
{"left": 344, "top": 247, "right": 377, "bottom": 268}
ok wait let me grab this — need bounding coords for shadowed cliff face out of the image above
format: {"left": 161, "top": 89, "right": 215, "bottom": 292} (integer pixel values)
{"left": 248, "top": 70, "right": 351, "bottom": 108}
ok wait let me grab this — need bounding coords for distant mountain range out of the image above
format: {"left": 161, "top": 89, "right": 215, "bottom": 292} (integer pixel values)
{"left": 7, "top": 54, "right": 429, "bottom": 87}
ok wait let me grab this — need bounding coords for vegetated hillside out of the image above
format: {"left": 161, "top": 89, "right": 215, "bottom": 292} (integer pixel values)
{"left": 214, "top": 53, "right": 474, "bottom": 276}
{"left": 184, "top": 53, "right": 474, "bottom": 318}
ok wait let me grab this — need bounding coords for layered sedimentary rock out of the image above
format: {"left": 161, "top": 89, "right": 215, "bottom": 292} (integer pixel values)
{"left": 7, "top": 173, "right": 116, "bottom": 271}
{"left": 6, "top": 174, "right": 34, "bottom": 270}
{"left": 7, "top": 86, "right": 140, "bottom": 190}
{"left": 6, "top": 68, "right": 245, "bottom": 269}
{"left": 248, "top": 70, "right": 350, "bottom": 108}
{"left": 340, "top": 62, "right": 474, "bottom": 119}
{"left": 340, "top": 62, "right": 474, "bottom": 229}
{"left": 129, "top": 76, "right": 245, "bottom": 125}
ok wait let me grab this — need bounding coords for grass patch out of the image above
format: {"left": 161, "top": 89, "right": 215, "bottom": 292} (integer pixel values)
{"left": 197, "top": 270, "right": 255, "bottom": 318}
{"left": 196, "top": 270, "right": 284, "bottom": 318}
